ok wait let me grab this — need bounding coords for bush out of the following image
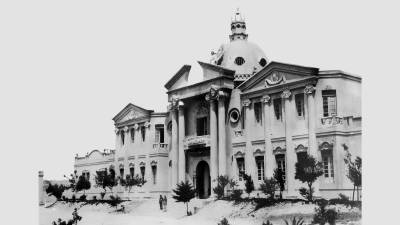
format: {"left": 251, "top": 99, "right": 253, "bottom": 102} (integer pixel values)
{"left": 61, "top": 196, "right": 67, "bottom": 201}
{"left": 313, "top": 200, "right": 338, "bottom": 225}
{"left": 299, "top": 187, "right": 314, "bottom": 202}
{"left": 172, "top": 181, "right": 196, "bottom": 216}
{"left": 242, "top": 173, "right": 254, "bottom": 197}
{"left": 213, "top": 175, "right": 230, "bottom": 199}
{"left": 71, "top": 194, "right": 76, "bottom": 202}
{"left": 259, "top": 178, "right": 277, "bottom": 200}
{"left": 230, "top": 189, "right": 243, "bottom": 201}
{"left": 218, "top": 217, "right": 230, "bottom": 225}
{"left": 108, "top": 195, "right": 122, "bottom": 207}
{"left": 46, "top": 183, "right": 67, "bottom": 200}
{"left": 79, "top": 194, "right": 87, "bottom": 201}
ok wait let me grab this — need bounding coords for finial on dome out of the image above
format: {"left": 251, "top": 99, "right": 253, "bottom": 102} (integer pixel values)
{"left": 230, "top": 8, "right": 248, "bottom": 41}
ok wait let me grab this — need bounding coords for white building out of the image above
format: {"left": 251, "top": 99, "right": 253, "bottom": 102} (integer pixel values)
{"left": 74, "top": 9, "right": 361, "bottom": 199}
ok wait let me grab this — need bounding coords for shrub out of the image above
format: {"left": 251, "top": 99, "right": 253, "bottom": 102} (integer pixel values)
{"left": 273, "top": 168, "right": 285, "bottom": 199}
{"left": 259, "top": 178, "right": 277, "bottom": 200}
{"left": 71, "top": 194, "right": 76, "bottom": 202}
{"left": 108, "top": 195, "right": 122, "bottom": 207}
{"left": 299, "top": 187, "right": 314, "bottom": 202}
{"left": 62, "top": 196, "right": 67, "bottom": 201}
{"left": 242, "top": 173, "right": 254, "bottom": 197}
{"left": 283, "top": 217, "right": 304, "bottom": 225}
{"left": 79, "top": 194, "right": 87, "bottom": 201}
{"left": 313, "top": 200, "right": 338, "bottom": 225}
{"left": 213, "top": 175, "right": 230, "bottom": 199}
{"left": 230, "top": 189, "right": 243, "bottom": 201}
{"left": 218, "top": 217, "right": 230, "bottom": 225}
{"left": 46, "top": 183, "right": 67, "bottom": 200}
{"left": 76, "top": 175, "right": 91, "bottom": 195}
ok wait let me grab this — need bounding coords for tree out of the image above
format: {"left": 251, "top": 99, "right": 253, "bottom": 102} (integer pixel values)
{"left": 46, "top": 183, "right": 66, "bottom": 200}
{"left": 273, "top": 168, "right": 285, "bottom": 199}
{"left": 295, "top": 153, "right": 324, "bottom": 201}
{"left": 343, "top": 144, "right": 362, "bottom": 201}
{"left": 122, "top": 174, "right": 146, "bottom": 193}
{"left": 94, "top": 169, "right": 117, "bottom": 194}
{"left": 172, "top": 181, "right": 196, "bottom": 216}
{"left": 242, "top": 173, "right": 254, "bottom": 197}
{"left": 75, "top": 175, "right": 91, "bottom": 195}
{"left": 259, "top": 177, "right": 277, "bottom": 200}
{"left": 64, "top": 170, "right": 79, "bottom": 192}
{"left": 213, "top": 175, "right": 230, "bottom": 199}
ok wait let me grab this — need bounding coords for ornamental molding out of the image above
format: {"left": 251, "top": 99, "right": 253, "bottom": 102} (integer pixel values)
{"left": 304, "top": 85, "right": 316, "bottom": 95}
{"left": 150, "top": 160, "right": 158, "bottom": 166}
{"left": 280, "top": 89, "right": 292, "bottom": 99}
{"left": 253, "top": 148, "right": 265, "bottom": 156}
{"left": 262, "top": 95, "right": 271, "bottom": 104}
{"left": 294, "top": 144, "right": 308, "bottom": 153}
{"left": 273, "top": 146, "right": 286, "bottom": 155}
{"left": 129, "top": 162, "right": 134, "bottom": 168}
{"left": 123, "top": 126, "right": 129, "bottom": 133}
{"left": 319, "top": 141, "right": 334, "bottom": 151}
{"left": 241, "top": 99, "right": 251, "bottom": 107}
{"left": 144, "top": 121, "right": 151, "bottom": 128}
{"left": 265, "top": 71, "right": 286, "bottom": 87}
{"left": 233, "top": 151, "right": 245, "bottom": 158}
{"left": 139, "top": 161, "right": 146, "bottom": 167}
{"left": 205, "top": 86, "right": 228, "bottom": 102}
{"left": 115, "top": 129, "right": 119, "bottom": 134}
{"left": 119, "top": 164, "right": 124, "bottom": 169}
{"left": 134, "top": 124, "right": 139, "bottom": 130}
{"left": 168, "top": 95, "right": 180, "bottom": 110}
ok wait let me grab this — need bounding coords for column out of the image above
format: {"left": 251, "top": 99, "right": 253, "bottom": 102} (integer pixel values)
{"left": 39, "top": 171, "right": 44, "bottom": 206}
{"left": 281, "top": 89, "right": 296, "bottom": 197}
{"left": 208, "top": 96, "right": 218, "bottom": 189}
{"left": 262, "top": 95, "right": 275, "bottom": 178}
{"left": 242, "top": 99, "right": 257, "bottom": 181}
{"left": 218, "top": 91, "right": 227, "bottom": 176}
{"left": 114, "top": 129, "right": 120, "bottom": 177}
{"left": 304, "top": 85, "right": 320, "bottom": 196}
{"left": 170, "top": 108, "right": 179, "bottom": 187}
{"left": 124, "top": 127, "right": 130, "bottom": 179}
{"left": 178, "top": 101, "right": 186, "bottom": 182}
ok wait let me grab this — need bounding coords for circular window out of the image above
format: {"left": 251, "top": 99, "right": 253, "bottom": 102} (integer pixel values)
{"left": 229, "top": 108, "right": 240, "bottom": 123}
{"left": 235, "top": 57, "right": 245, "bottom": 66}
{"left": 259, "top": 58, "right": 267, "bottom": 67}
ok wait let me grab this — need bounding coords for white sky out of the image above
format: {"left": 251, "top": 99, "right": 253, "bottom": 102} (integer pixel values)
{"left": 1, "top": 0, "right": 398, "bottom": 183}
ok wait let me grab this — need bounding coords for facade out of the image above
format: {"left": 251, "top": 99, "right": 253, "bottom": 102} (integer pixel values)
{"left": 74, "top": 9, "right": 361, "bottom": 199}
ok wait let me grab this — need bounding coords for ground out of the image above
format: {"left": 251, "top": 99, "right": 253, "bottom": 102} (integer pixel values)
{"left": 40, "top": 196, "right": 361, "bottom": 225}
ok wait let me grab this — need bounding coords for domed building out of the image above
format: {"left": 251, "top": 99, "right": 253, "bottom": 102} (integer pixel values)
{"left": 74, "top": 9, "right": 361, "bottom": 200}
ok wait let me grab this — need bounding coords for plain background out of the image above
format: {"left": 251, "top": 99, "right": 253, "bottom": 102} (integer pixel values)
{"left": 0, "top": 0, "right": 399, "bottom": 224}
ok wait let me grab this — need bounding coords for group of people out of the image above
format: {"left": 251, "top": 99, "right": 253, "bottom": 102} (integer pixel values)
{"left": 52, "top": 208, "right": 81, "bottom": 225}
{"left": 159, "top": 195, "right": 168, "bottom": 212}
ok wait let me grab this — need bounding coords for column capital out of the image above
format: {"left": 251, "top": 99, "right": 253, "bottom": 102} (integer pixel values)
{"left": 115, "top": 128, "right": 119, "bottom": 134}
{"left": 168, "top": 96, "right": 181, "bottom": 111}
{"left": 241, "top": 99, "right": 251, "bottom": 107}
{"left": 304, "top": 85, "right": 316, "bottom": 95}
{"left": 217, "top": 90, "right": 229, "bottom": 101}
{"left": 262, "top": 95, "right": 271, "bottom": 104}
{"left": 123, "top": 126, "right": 129, "bottom": 133}
{"left": 280, "top": 89, "right": 292, "bottom": 99}
{"left": 205, "top": 86, "right": 220, "bottom": 102}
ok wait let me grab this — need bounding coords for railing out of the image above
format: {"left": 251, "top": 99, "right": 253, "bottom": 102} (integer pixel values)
{"left": 152, "top": 143, "right": 168, "bottom": 150}
{"left": 320, "top": 115, "right": 359, "bottom": 128}
{"left": 184, "top": 135, "right": 210, "bottom": 148}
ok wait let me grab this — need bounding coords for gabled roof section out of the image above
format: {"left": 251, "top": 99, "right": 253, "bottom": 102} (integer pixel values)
{"left": 198, "top": 61, "right": 235, "bottom": 80}
{"left": 164, "top": 65, "right": 191, "bottom": 90}
{"left": 112, "top": 103, "right": 154, "bottom": 125}
{"left": 238, "top": 61, "right": 319, "bottom": 92}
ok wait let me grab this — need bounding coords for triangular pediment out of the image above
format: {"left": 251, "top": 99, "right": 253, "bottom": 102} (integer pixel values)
{"left": 113, "top": 103, "right": 153, "bottom": 124}
{"left": 164, "top": 65, "right": 191, "bottom": 91}
{"left": 238, "top": 61, "right": 319, "bottom": 92}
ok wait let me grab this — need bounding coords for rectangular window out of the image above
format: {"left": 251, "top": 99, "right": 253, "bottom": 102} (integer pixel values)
{"left": 322, "top": 151, "right": 335, "bottom": 178}
{"left": 152, "top": 166, "right": 157, "bottom": 184}
{"left": 254, "top": 102, "right": 262, "bottom": 123}
{"left": 236, "top": 158, "right": 245, "bottom": 181}
{"left": 275, "top": 154, "right": 286, "bottom": 182}
{"left": 322, "top": 90, "right": 337, "bottom": 117}
{"left": 255, "top": 156, "right": 265, "bottom": 181}
{"left": 295, "top": 93, "right": 305, "bottom": 117}
{"left": 141, "top": 126, "right": 146, "bottom": 142}
{"left": 196, "top": 117, "right": 209, "bottom": 136}
{"left": 129, "top": 167, "right": 134, "bottom": 177}
{"left": 130, "top": 128, "right": 135, "bottom": 142}
{"left": 140, "top": 166, "right": 145, "bottom": 179}
{"left": 155, "top": 124, "right": 165, "bottom": 143}
{"left": 273, "top": 98, "right": 282, "bottom": 120}
{"left": 119, "top": 168, "right": 124, "bottom": 179}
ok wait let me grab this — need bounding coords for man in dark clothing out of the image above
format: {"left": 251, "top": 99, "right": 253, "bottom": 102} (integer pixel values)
{"left": 159, "top": 195, "right": 163, "bottom": 210}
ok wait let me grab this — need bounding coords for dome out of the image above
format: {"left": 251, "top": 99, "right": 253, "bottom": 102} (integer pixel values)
{"left": 218, "top": 40, "right": 268, "bottom": 77}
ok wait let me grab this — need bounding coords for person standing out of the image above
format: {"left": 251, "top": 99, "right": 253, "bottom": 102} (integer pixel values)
{"left": 163, "top": 195, "right": 167, "bottom": 212}
{"left": 159, "top": 195, "right": 163, "bottom": 210}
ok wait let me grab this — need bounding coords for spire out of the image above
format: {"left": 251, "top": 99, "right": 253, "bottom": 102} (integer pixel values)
{"left": 229, "top": 8, "right": 248, "bottom": 41}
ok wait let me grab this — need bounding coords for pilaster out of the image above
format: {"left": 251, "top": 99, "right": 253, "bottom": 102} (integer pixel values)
{"left": 206, "top": 91, "right": 218, "bottom": 190}
{"left": 262, "top": 95, "right": 275, "bottom": 178}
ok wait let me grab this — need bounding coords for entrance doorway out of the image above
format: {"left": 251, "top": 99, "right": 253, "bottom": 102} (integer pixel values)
{"left": 196, "top": 160, "right": 211, "bottom": 199}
